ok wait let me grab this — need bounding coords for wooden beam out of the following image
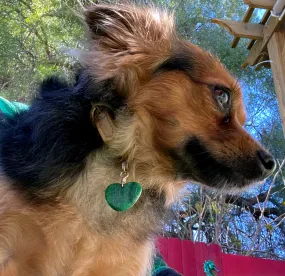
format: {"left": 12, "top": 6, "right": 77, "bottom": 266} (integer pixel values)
{"left": 232, "top": 7, "right": 255, "bottom": 48}
{"left": 267, "top": 21, "right": 285, "bottom": 135}
{"left": 242, "top": 15, "right": 281, "bottom": 67}
{"left": 247, "top": 9, "right": 271, "bottom": 50}
{"left": 212, "top": 19, "right": 264, "bottom": 39}
{"left": 243, "top": 7, "right": 255, "bottom": 22}
{"left": 247, "top": 40, "right": 256, "bottom": 50}
{"left": 244, "top": 0, "right": 276, "bottom": 9}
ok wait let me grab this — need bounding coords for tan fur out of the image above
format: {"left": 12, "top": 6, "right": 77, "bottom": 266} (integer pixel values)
{"left": 0, "top": 4, "right": 273, "bottom": 275}
{"left": 0, "top": 181, "right": 153, "bottom": 276}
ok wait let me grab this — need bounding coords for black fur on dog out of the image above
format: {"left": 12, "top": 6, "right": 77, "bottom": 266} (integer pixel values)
{"left": 0, "top": 72, "right": 125, "bottom": 200}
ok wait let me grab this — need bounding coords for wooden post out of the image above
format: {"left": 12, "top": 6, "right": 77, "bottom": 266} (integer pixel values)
{"left": 267, "top": 21, "right": 285, "bottom": 135}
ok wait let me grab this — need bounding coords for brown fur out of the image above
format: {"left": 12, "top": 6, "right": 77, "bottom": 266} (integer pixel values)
{"left": 0, "top": 4, "right": 274, "bottom": 275}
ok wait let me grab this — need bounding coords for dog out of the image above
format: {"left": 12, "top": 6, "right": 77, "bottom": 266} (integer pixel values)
{"left": 0, "top": 4, "right": 276, "bottom": 276}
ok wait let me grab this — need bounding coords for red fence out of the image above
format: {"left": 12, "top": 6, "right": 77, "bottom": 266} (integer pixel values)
{"left": 156, "top": 238, "right": 285, "bottom": 276}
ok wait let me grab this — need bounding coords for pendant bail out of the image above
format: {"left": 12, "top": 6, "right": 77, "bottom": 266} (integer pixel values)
{"left": 120, "top": 161, "right": 129, "bottom": 187}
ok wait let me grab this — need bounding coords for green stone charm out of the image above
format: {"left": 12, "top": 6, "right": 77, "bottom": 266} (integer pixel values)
{"left": 105, "top": 182, "right": 142, "bottom": 212}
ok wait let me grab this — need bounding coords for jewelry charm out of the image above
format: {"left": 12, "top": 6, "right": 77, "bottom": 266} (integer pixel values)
{"left": 105, "top": 162, "right": 142, "bottom": 212}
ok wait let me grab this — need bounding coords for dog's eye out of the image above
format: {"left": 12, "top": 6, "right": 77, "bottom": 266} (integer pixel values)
{"left": 213, "top": 87, "right": 231, "bottom": 111}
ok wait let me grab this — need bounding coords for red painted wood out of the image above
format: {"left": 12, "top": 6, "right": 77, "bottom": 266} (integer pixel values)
{"left": 222, "top": 253, "right": 285, "bottom": 276}
{"left": 208, "top": 243, "right": 224, "bottom": 276}
{"left": 156, "top": 237, "right": 169, "bottom": 263}
{"left": 222, "top": 253, "right": 243, "bottom": 276}
{"left": 167, "top": 238, "right": 183, "bottom": 274}
{"left": 194, "top": 242, "right": 208, "bottom": 276}
{"left": 182, "top": 239, "right": 197, "bottom": 276}
{"left": 156, "top": 238, "right": 285, "bottom": 276}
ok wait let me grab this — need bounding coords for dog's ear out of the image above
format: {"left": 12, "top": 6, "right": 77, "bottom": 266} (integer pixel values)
{"left": 84, "top": 5, "right": 176, "bottom": 93}
{"left": 84, "top": 5, "right": 174, "bottom": 53}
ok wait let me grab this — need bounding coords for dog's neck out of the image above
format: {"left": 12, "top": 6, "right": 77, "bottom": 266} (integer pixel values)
{"left": 63, "top": 110, "right": 181, "bottom": 236}
{"left": 0, "top": 73, "right": 181, "bottom": 241}
{"left": 64, "top": 150, "right": 168, "bottom": 240}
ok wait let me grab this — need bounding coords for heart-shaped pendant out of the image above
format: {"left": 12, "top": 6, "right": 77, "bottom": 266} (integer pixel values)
{"left": 105, "top": 182, "right": 142, "bottom": 212}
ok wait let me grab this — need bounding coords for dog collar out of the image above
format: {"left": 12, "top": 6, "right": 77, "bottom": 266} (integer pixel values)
{"left": 90, "top": 104, "right": 143, "bottom": 212}
{"left": 90, "top": 104, "right": 115, "bottom": 143}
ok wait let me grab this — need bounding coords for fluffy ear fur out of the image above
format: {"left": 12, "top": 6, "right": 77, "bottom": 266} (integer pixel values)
{"left": 84, "top": 5, "right": 175, "bottom": 52}
{"left": 83, "top": 5, "right": 176, "bottom": 92}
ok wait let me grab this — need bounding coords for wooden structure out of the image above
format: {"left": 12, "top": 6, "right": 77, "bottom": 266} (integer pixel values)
{"left": 157, "top": 237, "right": 285, "bottom": 275}
{"left": 212, "top": 0, "right": 285, "bottom": 135}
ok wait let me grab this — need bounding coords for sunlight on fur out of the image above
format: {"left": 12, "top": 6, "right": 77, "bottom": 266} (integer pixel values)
{"left": 0, "top": 3, "right": 276, "bottom": 276}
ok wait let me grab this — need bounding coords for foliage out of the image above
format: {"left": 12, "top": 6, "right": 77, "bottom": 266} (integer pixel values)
{"left": 0, "top": 0, "right": 84, "bottom": 101}
{"left": 0, "top": 0, "right": 284, "bottom": 260}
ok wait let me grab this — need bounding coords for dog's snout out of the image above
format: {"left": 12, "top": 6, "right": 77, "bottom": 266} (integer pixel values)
{"left": 257, "top": 150, "right": 276, "bottom": 173}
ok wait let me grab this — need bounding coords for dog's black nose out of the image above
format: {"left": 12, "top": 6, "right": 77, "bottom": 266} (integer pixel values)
{"left": 257, "top": 150, "right": 276, "bottom": 173}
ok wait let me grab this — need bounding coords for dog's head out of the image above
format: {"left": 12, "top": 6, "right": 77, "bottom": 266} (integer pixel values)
{"left": 84, "top": 5, "right": 275, "bottom": 191}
